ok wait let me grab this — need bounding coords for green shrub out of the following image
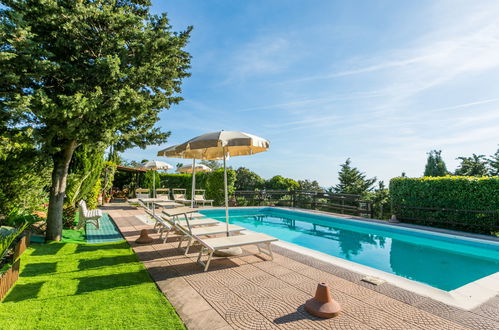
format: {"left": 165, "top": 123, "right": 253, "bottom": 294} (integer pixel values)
{"left": 205, "top": 169, "right": 236, "bottom": 205}
{"left": 0, "top": 221, "right": 28, "bottom": 264}
{"left": 390, "top": 176, "right": 499, "bottom": 234}
{"left": 157, "top": 170, "right": 235, "bottom": 205}
{"left": 85, "top": 178, "right": 101, "bottom": 209}
{"left": 0, "top": 151, "right": 50, "bottom": 216}
{"left": 159, "top": 172, "right": 209, "bottom": 199}
{"left": 62, "top": 206, "right": 77, "bottom": 229}
{"left": 65, "top": 146, "right": 105, "bottom": 208}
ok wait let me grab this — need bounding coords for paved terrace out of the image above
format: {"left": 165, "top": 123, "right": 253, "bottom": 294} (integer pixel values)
{"left": 103, "top": 204, "right": 498, "bottom": 330}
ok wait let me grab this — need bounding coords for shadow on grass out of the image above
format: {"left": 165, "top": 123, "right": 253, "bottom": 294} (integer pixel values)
{"left": 75, "top": 242, "right": 129, "bottom": 253}
{"left": 78, "top": 255, "right": 136, "bottom": 271}
{"left": 75, "top": 270, "right": 149, "bottom": 294}
{"left": 30, "top": 243, "right": 65, "bottom": 256}
{"left": 21, "top": 262, "right": 58, "bottom": 276}
{"left": 3, "top": 282, "right": 45, "bottom": 302}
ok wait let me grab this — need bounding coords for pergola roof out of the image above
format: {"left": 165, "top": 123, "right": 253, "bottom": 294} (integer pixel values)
{"left": 116, "top": 165, "right": 146, "bottom": 173}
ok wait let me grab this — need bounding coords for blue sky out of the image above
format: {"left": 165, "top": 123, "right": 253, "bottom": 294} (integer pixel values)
{"left": 122, "top": 0, "right": 499, "bottom": 187}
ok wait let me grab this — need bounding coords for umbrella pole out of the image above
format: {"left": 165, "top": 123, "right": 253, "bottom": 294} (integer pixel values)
{"left": 152, "top": 170, "right": 155, "bottom": 198}
{"left": 223, "top": 149, "right": 229, "bottom": 235}
{"left": 191, "top": 159, "right": 196, "bottom": 208}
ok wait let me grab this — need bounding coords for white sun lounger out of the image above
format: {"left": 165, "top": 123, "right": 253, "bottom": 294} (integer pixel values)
{"left": 162, "top": 207, "right": 209, "bottom": 220}
{"left": 196, "top": 233, "right": 278, "bottom": 271}
{"left": 193, "top": 189, "right": 214, "bottom": 207}
{"left": 127, "top": 189, "right": 150, "bottom": 204}
{"left": 172, "top": 189, "right": 190, "bottom": 205}
{"left": 158, "top": 214, "right": 245, "bottom": 253}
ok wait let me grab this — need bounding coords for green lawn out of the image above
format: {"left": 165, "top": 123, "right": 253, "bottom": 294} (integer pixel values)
{"left": 0, "top": 242, "right": 185, "bottom": 329}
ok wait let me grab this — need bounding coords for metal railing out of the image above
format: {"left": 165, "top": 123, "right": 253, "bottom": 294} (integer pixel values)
{"left": 394, "top": 205, "right": 499, "bottom": 234}
{"left": 233, "top": 190, "right": 373, "bottom": 218}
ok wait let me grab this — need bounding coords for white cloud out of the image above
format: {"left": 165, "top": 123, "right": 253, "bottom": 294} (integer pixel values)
{"left": 221, "top": 35, "right": 298, "bottom": 83}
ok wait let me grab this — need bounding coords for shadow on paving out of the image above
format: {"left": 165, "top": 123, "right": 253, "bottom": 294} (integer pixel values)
{"left": 21, "top": 262, "right": 58, "bottom": 277}
{"left": 101, "top": 205, "right": 137, "bottom": 211}
{"left": 145, "top": 258, "right": 242, "bottom": 282}
{"left": 273, "top": 306, "right": 322, "bottom": 325}
{"left": 120, "top": 229, "right": 150, "bottom": 237}
{"left": 75, "top": 270, "right": 149, "bottom": 294}
{"left": 3, "top": 282, "right": 45, "bottom": 303}
{"left": 78, "top": 255, "right": 136, "bottom": 270}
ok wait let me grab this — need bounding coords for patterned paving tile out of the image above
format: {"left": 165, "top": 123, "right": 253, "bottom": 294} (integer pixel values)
{"left": 453, "top": 312, "right": 499, "bottom": 330}
{"left": 471, "top": 296, "right": 499, "bottom": 321}
{"left": 104, "top": 204, "right": 498, "bottom": 330}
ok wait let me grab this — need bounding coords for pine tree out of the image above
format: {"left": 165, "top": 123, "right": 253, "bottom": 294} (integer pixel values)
{"left": 424, "top": 150, "right": 448, "bottom": 176}
{"left": 455, "top": 154, "right": 488, "bottom": 176}
{"left": 488, "top": 147, "right": 499, "bottom": 176}
{"left": 1, "top": 1, "right": 191, "bottom": 240}
{"left": 332, "top": 158, "right": 376, "bottom": 196}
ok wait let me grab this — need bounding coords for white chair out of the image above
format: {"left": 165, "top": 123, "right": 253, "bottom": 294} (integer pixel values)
{"left": 77, "top": 200, "right": 103, "bottom": 229}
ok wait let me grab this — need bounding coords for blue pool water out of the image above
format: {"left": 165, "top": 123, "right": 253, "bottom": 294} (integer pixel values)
{"left": 199, "top": 208, "right": 499, "bottom": 291}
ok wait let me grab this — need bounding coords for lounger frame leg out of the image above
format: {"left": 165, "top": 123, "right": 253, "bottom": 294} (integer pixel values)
{"left": 184, "top": 237, "right": 193, "bottom": 255}
{"left": 204, "top": 250, "right": 214, "bottom": 271}
{"left": 163, "top": 228, "right": 172, "bottom": 244}
{"left": 257, "top": 243, "right": 274, "bottom": 260}
{"left": 178, "top": 235, "right": 186, "bottom": 249}
{"left": 197, "top": 247, "right": 214, "bottom": 271}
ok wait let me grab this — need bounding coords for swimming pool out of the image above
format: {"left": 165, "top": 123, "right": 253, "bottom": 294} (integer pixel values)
{"left": 199, "top": 208, "right": 499, "bottom": 291}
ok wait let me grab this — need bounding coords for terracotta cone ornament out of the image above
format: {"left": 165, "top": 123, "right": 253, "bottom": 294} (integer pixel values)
{"left": 305, "top": 283, "right": 341, "bottom": 318}
{"left": 135, "top": 229, "right": 153, "bottom": 244}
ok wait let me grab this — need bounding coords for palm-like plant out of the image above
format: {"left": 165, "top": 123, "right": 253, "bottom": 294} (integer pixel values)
{"left": 0, "top": 222, "right": 28, "bottom": 265}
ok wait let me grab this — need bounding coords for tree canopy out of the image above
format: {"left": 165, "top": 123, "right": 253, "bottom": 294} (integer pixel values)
{"left": 0, "top": 0, "right": 192, "bottom": 240}
{"left": 331, "top": 158, "right": 376, "bottom": 196}
{"left": 488, "top": 147, "right": 499, "bottom": 176}
{"left": 265, "top": 175, "right": 299, "bottom": 191}
{"left": 423, "top": 150, "right": 448, "bottom": 176}
{"left": 235, "top": 167, "right": 264, "bottom": 191}
{"left": 298, "top": 179, "right": 324, "bottom": 192}
{"left": 454, "top": 154, "right": 488, "bottom": 176}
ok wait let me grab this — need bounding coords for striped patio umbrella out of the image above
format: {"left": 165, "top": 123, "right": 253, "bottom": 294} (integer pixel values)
{"left": 157, "top": 131, "right": 270, "bottom": 234}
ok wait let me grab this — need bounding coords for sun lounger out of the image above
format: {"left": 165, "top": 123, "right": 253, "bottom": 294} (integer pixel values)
{"left": 161, "top": 213, "right": 220, "bottom": 227}
{"left": 127, "top": 188, "right": 150, "bottom": 204}
{"left": 172, "top": 188, "right": 190, "bottom": 205}
{"left": 156, "top": 188, "right": 171, "bottom": 201}
{"left": 196, "top": 233, "right": 278, "bottom": 271}
{"left": 77, "top": 200, "right": 102, "bottom": 229}
{"left": 162, "top": 207, "right": 210, "bottom": 220}
{"left": 194, "top": 189, "right": 214, "bottom": 207}
{"left": 158, "top": 214, "right": 245, "bottom": 253}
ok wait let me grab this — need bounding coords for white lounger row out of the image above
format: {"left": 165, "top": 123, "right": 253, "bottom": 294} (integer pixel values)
{"left": 142, "top": 207, "right": 278, "bottom": 271}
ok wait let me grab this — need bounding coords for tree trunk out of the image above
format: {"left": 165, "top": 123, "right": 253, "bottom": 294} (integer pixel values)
{"left": 46, "top": 140, "right": 78, "bottom": 241}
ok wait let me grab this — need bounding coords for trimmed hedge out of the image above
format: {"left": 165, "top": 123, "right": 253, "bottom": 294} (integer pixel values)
{"left": 158, "top": 170, "right": 236, "bottom": 205}
{"left": 390, "top": 176, "right": 499, "bottom": 234}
